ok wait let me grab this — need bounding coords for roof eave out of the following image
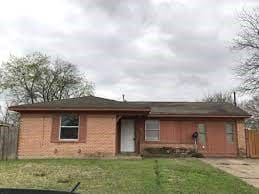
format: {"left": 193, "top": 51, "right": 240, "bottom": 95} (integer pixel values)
{"left": 8, "top": 107, "right": 151, "bottom": 112}
{"left": 148, "top": 114, "right": 251, "bottom": 118}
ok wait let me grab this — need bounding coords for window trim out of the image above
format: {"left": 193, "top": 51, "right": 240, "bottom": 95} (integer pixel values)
{"left": 145, "top": 120, "right": 160, "bottom": 141}
{"left": 225, "top": 122, "right": 235, "bottom": 144}
{"left": 59, "top": 114, "right": 80, "bottom": 141}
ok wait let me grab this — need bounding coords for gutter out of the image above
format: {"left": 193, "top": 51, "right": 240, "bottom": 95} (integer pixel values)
{"left": 8, "top": 107, "right": 250, "bottom": 118}
{"left": 8, "top": 107, "right": 151, "bottom": 112}
{"left": 148, "top": 114, "right": 251, "bottom": 118}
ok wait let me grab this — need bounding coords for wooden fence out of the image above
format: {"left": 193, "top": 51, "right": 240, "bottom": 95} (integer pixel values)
{"left": 246, "top": 129, "right": 259, "bottom": 158}
{"left": 0, "top": 125, "right": 18, "bottom": 160}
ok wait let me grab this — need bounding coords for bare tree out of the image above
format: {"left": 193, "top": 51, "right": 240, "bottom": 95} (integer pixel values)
{"left": 0, "top": 100, "right": 20, "bottom": 126}
{"left": 201, "top": 91, "right": 234, "bottom": 103}
{"left": 0, "top": 52, "right": 49, "bottom": 104}
{"left": 0, "top": 52, "right": 94, "bottom": 104}
{"left": 35, "top": 58, "right": 94, "bottom": 102}
{"left": 240, "top": 96, "right": 259, "bottom": 129}
{"left": 233, "top": 7, "right": 259, "bottom": 94}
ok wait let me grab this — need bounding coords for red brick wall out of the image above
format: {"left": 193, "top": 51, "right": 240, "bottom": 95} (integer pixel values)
{"left": 18, "top": 113, "right": 247, "bottom": 158}
{"left": 18, "top": 113, "right": 116, "bottom": 159}
{"left": 236, "top": 119, "right": 247, "bottom": 157}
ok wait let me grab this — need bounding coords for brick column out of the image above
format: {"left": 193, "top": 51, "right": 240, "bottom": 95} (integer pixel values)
{"left": 236, "top": 119, "right": 247, "bottom": 157}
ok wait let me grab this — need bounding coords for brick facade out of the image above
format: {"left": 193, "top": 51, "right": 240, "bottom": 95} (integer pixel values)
{"left": 18, "top": 113, "right": 116, "bottom": 159}
{"left": 18, "top": 113, "right": 247, "bottom": 158}
{"left": 236, "top": 119, "right": 247, "bottom": 157}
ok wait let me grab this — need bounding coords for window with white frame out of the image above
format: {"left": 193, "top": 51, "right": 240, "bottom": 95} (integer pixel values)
{"left": 60, "top": 113, "right": 79, "bottom": 140}
{"left": 145, "top": 120, "right": 160, "bottom": 141}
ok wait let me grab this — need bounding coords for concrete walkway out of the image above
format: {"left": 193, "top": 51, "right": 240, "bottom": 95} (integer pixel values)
{"left": 201, "top": 158, "right": 259, "bottom": 188}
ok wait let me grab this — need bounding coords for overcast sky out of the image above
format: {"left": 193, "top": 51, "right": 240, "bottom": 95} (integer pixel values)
{"left": 0, "top": 0, "right": 258, "bottom": 103}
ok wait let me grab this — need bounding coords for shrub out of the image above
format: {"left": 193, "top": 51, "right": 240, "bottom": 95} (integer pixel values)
{"left": 191, "top": 152, "right": 204, "bottom": 158}
{"left": 143, "top": 147, "right": 197, "bottom": 157}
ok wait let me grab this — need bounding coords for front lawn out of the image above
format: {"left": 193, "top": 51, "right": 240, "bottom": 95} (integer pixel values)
{"left": 0, "top": 158, "right": 257, "bottom": 194}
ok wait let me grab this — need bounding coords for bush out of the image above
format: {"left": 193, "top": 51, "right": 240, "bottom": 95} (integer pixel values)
{"left": 143, "top": 147, "right": 196, "bottom": 158}
{"left": 191, "top": 152, "right": 204, "bottom": 158}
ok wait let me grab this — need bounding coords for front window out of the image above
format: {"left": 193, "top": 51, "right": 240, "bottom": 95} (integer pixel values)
{"left": 145, "top": 120, "right": 160, "bottom": 141}
{"left": 225, "top": 122, "right": 235, "bottom": 143}
{"left": 198, "top": 123, "right": 206, "bottom": 144}
{"left": 60, "top": 113, "right": 79, "bottom": 140}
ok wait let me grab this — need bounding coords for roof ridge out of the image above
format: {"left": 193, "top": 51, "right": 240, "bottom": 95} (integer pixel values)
{"left": 86, "top": 95, "right": 122, "bottom": 103}
{"left": 59, "top": 95, "right": 121, "bottom": 102}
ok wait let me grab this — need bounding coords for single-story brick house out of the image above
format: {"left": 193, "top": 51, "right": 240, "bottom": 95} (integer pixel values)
{"left": 9, "top": 96, "right": 250, "bottom": 158}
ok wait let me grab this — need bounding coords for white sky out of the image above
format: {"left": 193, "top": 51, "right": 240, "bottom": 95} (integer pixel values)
{"left": 0, "top": 0, "right": 258, "bottom": 105}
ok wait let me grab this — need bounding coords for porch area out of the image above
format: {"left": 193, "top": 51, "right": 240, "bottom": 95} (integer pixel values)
{"left": 116, "top": 116, "right": 145, "bottom": 155}
{"left": 115, "top": 116, "right": 245, "bottom": 157}
{"left": 115, "top": 116, "right": 197, "bottom": 156}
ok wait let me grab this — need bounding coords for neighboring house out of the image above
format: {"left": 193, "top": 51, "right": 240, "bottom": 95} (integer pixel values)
{"left": 9, "top": 96, "right": 250, "bottom": 159}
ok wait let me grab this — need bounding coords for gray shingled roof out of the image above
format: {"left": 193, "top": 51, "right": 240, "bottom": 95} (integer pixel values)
{"left": 9, "top": 96, "right": 150, "bottom": 111}
{"left": 128, "top": 102, "right": 250, "bottom": 117}
{"left": 9, "top": 96, "right": 250, "bottom": 117}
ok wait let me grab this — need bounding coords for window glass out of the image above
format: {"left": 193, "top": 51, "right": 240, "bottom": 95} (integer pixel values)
{"left": 146, "top": 120, "right": 159, "bottom": 130}
{"left": 145, "top": 120, "right": 160, "bottom": 141}
{"left": 226, "top": 134, "right": 233, "bottom": 143}
{"left": 198, "top": 123, "right": 206, "bottom": 133}
{"left": 198, "top": 123, "right": 206, "bottom": 144}
{"left": 61, "top": 114, "right": 79, "bottom": 126}
{"left": 60, "top": 114, "right": 79, "bottom": 140}
{"left": 225, "top": 123, "right": 234, "bottom": 134}
{"left": 225, "top": 122, "right": 234, "bottom": 143}
{"left": 60, "top": 127, "right": 78, "bottom": 139}
{"left": 145, "top": 130, "right": 160, "bottom": 141}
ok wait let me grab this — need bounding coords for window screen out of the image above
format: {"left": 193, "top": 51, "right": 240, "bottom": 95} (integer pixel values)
{"left": 225, "top": 122, "right": 235, "bottom": 143}
{"left": 198, "top": 123, "right": 206, "bottom": 144}
{"left": 145, "top": 120, "right": 160, "bottom": 141}
{"left": 60, "top": 113, "right": 79, "bottom": 140}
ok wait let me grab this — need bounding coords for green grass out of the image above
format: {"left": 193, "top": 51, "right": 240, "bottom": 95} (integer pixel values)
{"left": 0, "top": 158, "right": 257, "bottom": 194}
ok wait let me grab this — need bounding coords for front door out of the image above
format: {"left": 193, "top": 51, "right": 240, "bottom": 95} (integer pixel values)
{"left": 120, "top": 119, "right": 135, "bottom": 152}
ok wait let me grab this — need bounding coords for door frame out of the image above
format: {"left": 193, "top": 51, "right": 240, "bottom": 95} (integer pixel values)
{"left": 120, "top": 119, "right": 136, "bottom": 153}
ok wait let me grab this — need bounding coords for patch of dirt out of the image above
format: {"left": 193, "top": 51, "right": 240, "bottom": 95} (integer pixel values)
{"left": 201, "top": 158, "right": 259, "bottom": 188}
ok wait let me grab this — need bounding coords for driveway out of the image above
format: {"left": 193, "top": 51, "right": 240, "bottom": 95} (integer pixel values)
{"left": 202, "top": 158, "right": 259, "bottom": 188}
